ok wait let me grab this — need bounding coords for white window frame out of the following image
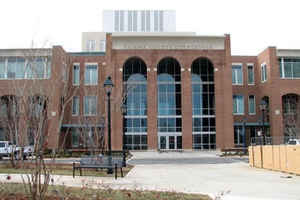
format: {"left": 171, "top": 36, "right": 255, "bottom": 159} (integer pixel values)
{"left": 87, "top": 40, "right": 96, "bottom": 51}
{"left": 247, "top": 63, "right": 255, "bottom": 85}
{"left": 261, "top": 63, "right": 267, "bottom": 83}
{"left": 248, "top": 95, "right": 256, "bottom": 115}
{"left": 84, "top": 96, "right": 97, "bottom": 116}
{"left": 99, "top": 40, "right": 106, "bottom": 52}
{"left": 72, "top": 96, "right": 80, "bottom": 116}
{"left": 233, "top": 95, "right": 244, "bottom": 115}
{"left": 84, "top": 63, "right": 98, "bottom": 85}
{"left": 280, "top": 58, "right": 300, "bottom": 79}
{"left": 232, "top": 63, "right": 243, "bottom": 85}
{"left": 73, "top": 63, "right": 80, "bottom": 86}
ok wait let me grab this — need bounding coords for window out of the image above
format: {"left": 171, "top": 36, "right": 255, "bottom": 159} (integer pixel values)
{"left": 234, "top": 127, "right": 244, "bottom": 145}
{"left": 128, "top": 11, "right": 132, "bottom": 31}
{"left": 247, "top": 64, "right": 254, "bottom": 85}
{"left": 72, "top": 96, "right": 79, "bottom": 115}
{"left": 84, "top": 64, "right": 98, "bottom": 85}
{"left": 159, "top": 11, "right": 164, "bottom": 31}
{"left": 84, "top": 96, "right": 96, "bottom": 115}
{"left": 119, "top": 11, "right": 124, "bottom": 31}
{"left": 123, "top": 58, "right": 148, "bottom": 150}
{"left": 248, "top": 95, "right": 256, "bottom": 115}
{"left": 86, "top": 40, "right": 96, "bottom": 51}
{"left": 154, "top": 10, "right": 159, "bottom": 31}
{"left": 0, "top": 57, "right": 50, "bottom": 80}
{"left": 279, "top": 58, "right": 300, "bottom": 79}
{"left": 146, "top": 10, "right": 151, "bottom": 32}
{"left": 99, "top": 40, "right": 106, "bottom": 52}
{"left": 193, "top": 134, "right": 216, "bottom": 150}
{"left": 141, "top": 11, "right": 146, "bottom": 31}
{"left": 124, "top": 134, "right": 147, "bottom": 150}
{"left": 73, "top": 64, "right": 80, "bottom": 85}
{"left": 232, "top": 64, "right": 243, "bottom": 85}
{"left": 71, "top": 128, "right": 80, "bottom": 147}
{"left": 158, "top": 118, "right": 182, "bottom": 132}
{"left": 7, "top": 58, "right": 25, "bottom": 79}
{"left": 133, "top": 11, "right": 137, "bottom": 31}
{"left": 114, "top": 10, "right": 119, "bottom": 31}
{"left": 233, "top": 95, "right": 244, "bottom": 114}
{"left": 0, "top": 58, "right": 6, "bottom": 79}
{"left": 261, "top": 63, "right": 267, "bottom": 82}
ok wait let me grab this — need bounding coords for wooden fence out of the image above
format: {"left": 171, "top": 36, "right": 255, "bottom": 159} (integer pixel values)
{"left": 248, "top": 145, "right": 300, "bottom": 175}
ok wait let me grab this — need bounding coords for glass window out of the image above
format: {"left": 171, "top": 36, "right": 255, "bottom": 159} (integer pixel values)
{"left": 232, "top": 64, "right": 243, "bottom": 85}
{"left": 72, "top": 128, "right": 80, "bottom": 147}
{"left": 128, "top": 11, "right": 132, "bottom": 31}
{"left": 248, "top": 95, "right": 256, "bottom": 114}
{"left": 84, "top": 96, "right": 96, "bottom": 115}
{"left": 0, "top": 58, "right": 6, "bottom": 79}
{"left": 99, "top": 40, "right": 106, "bottom": 52}
{"left": 154, "top": 10, "right": 159, "bottom": 31}
{"left": 72, "top": 96, "right": 79, "bottom": 115}
{"left": 233, "top": 95, "right": 244, "bottom": 114}
{"left": 119, "top": 11, "right": 124, "bottom": 31}
{"left": 86, "top": 40, "right": 96, "bottom": 51}
{"left": 247, "top": 64, "right": 254, "bottom": 84}
{"left": 159, "top": 11, "right": 164, "bottom": 31}
{"left": 234, "top": 127, "right": 244, "bottom": 145}
{"left": 141, "top": 11, "right": 146, "bottom": 31}
{"left": 146, "top": 10, "right": 150, "bottom": 32}
{"left": 157, "top": 58, "right": 181, "bottom": 117}
{"left": 261, "top": 64, "right": 267, "bottom": 82}
{"left": 73, "top": 64, "right": 80, "bottom": 85}
{"left": 279, "top": 58, "right": 300, "bottom": 79}
{"left": 133, "top": 11, "right": 137, "bottom": 31}
{"left": 85, "top": 64, "right": 98, "bottom": 85}
{"left": 114, "top": 10, "right": 119, "bottom": 32}
{"left": 7, "top": 58, "right": 16, "bottom": 79}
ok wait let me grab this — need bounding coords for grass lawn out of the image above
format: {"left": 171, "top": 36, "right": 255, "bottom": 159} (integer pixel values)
{"left": 0, "top": 183, "right": 212, "bottom": 200}
{"left": 0, "top": 163, "right": 133, "bottom": 177}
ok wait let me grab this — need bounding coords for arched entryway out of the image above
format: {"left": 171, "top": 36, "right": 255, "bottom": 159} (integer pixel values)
{"left": 157, "top": 57, "right": 182, "bottom": 150}
{"left": 190, "top": 58, "right": 215, "bottom": 149}
{"left": 122, "top": 57, "right": 148, "bottom": 150}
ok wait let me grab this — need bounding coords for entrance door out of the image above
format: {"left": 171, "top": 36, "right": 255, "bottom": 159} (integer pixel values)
{"left": 159, "top": 135, "right": 182, "bottom": 150}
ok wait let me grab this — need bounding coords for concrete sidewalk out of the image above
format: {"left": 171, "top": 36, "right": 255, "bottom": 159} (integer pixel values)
{"left": 1, "top": 151, "right": 300, "bottom": 200}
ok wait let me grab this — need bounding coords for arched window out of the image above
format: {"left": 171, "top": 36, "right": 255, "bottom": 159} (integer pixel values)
{"left": 157, "top": 57, "right": 182, "bottom": 150}
{"left": 191, "top": 58, "right": 215, "bottom": 150}
{"left": 123, "top": 57, "right": 147, "bottom": 150}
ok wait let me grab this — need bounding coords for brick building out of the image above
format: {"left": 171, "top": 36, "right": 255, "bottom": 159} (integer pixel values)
{"left": 0, "top": 33, "right": 299, "bottom": 151}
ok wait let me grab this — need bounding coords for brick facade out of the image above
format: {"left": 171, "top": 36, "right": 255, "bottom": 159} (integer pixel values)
{"left": 0, "top": 34, "right": 297, "bottom": 150}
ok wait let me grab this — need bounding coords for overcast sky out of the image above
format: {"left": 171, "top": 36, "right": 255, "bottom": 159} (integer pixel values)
{"left": 1, "top": 0, "right": 299, "bottom": 55}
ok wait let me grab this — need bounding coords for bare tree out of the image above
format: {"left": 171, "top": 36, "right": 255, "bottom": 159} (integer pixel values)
{"left": 282, "top": 94, "right": 300, "bottom": 137}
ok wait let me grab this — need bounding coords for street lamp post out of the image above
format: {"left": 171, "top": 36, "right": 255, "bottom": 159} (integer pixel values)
{"left": 120, "top": 103, "right": 127, "bottom": 151}
{"left": 104, "top": 76, "right": 114, "bottom": 174}
{"left": 259, "top": 100, "right": 267, "bottom": 145}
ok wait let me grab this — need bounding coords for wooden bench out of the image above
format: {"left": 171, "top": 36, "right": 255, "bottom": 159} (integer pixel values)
{"left": 221, "top": 148, "right": 248, "bottom": 156}
{"left": 73, "top": 154, "right": 125, "bottom": 179}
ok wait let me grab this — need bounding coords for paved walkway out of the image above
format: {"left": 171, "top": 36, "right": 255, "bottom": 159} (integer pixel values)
{"left": 1, "top": 151, "right": 300, "bottom": 200}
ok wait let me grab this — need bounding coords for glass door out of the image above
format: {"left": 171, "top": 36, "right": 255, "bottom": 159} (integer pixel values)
{"left": 160, "top": 136, "right": 167, "bottom": 149}
{"left": 169, "top": 136, "right": 175, "bottom": 149}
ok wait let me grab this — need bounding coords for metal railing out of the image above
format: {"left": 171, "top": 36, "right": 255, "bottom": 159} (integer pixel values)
{"left": 250, "top": 136, "right": 300, "bottom": 146}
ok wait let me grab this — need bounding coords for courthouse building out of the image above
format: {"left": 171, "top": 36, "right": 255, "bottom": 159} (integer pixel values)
{"left": 0, "top": 10, "right": 299, "bottom": 150}
{"left": 1, "top": 33, "right": 299, "bottom": 151}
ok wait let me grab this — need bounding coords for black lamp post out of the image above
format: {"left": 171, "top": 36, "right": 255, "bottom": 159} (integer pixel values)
{"left": 104, "top": 76, "right": 114, "bottom": 174}
{"left": 120, "top": 103, "right": 127, "bottom": 151}
{"left": 259, "top": 100, "right": 267, "bottom": 145}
